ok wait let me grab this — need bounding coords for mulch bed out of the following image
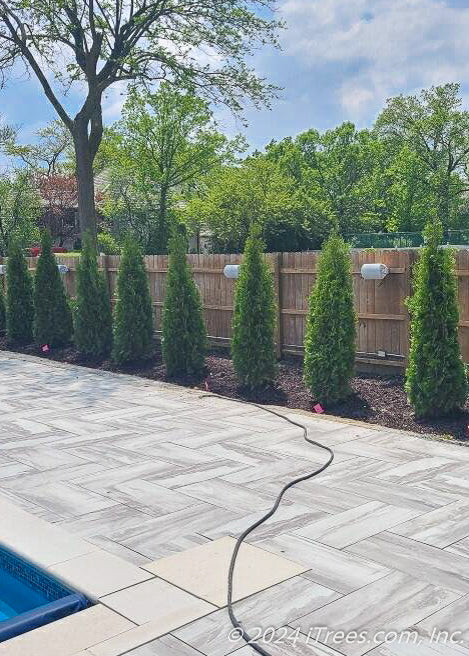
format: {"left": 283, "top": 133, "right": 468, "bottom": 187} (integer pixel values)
{"left": 2, "top": 336, "right": 469, "bottom": 442}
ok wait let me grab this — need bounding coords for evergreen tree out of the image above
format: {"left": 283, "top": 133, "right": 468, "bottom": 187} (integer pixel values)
{"left": 304, "top": 233, "right": 356, "bottom": 405}
{"left": 0, "top": 278, "right": 5, "bottom": 332}
{"left": 6, "top": 239, "right": 34, "bottom": 345}
{"left": 406, "top": 220, "right": 467, "bottom": 417}
{"left": 231, "top": 224, "right": 277, "bottom": 388}
{"left": 162, "top": 228, "right": 206, "bottom": 377}
{"left": 33, "top": 231, "right": 73, "bottom": 347}
{"left": 74, "top": 233, "right": 113, "bottom": 357}
{"left": 113, "top": 236, "right": 154, "bottom": 364}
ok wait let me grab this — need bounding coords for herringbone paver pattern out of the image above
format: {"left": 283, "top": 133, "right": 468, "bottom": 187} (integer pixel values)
{"left": 1, "top": 353, "right": 469, "bottom": 656}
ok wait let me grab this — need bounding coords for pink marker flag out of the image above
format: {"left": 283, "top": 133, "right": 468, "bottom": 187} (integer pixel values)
{"left": 313, "top": 403, "right": 324, "bottom": 414}
{"left": 42, "top": 344, "right": 50, "bottom": 353}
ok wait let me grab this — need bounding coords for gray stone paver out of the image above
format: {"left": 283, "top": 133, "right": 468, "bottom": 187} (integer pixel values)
{"left": 1, "top": 353, "right": 469, "bottom": 656}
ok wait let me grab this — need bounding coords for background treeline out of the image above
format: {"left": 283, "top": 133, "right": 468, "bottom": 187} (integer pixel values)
{"left": 3, "top": 83, "right": 469, "bottom": 255}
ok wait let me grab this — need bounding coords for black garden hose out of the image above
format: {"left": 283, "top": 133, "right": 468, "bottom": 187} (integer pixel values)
{"left": 201, "top": 395, "right": 335, "bottom": 656}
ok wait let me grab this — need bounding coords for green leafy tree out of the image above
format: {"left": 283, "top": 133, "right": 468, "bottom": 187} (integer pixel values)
{"left": 376, "top": 83, "right": 469, "bottom": 229}
{"left": 33, "top": 231, "right": 73, "bottom": 347}
{"left": 406, "top": 221, "right": 467, "bottom": 417}
{"left": 385, "top": 146, "right": 431, "bottom": 233}
{"left": 97, "top": 231, "right": 121, "bottom": 255}
{"left": 162, "top": 229, "right": 206, "bottom": 376}
{"left": 4, "top": 120, "right": 72, "bottom": 174}
{"left": 74, "top": 233, "right": 112, "bottom": 357}
{"left": 0, "top": 170, "right": 41, "bottom": 255}
{"left": 99, "top": 86, "right": 244, "bottom": 253}
{"left": 231, "top": 225, "right": 277, "bottom": 388}
{"left": 185, "top": 157, "right": 311, "bottom": 252}
{"left": 0, "top": 1, "right": 279, "bottom": 239}
{"left": 267, "top": 123, "right": 391, "bottom": 238}
{"left": 6, "top": 239, "right": 34, "bottom": 345}
{"left": 113, "top": 236, "right": 154, "bottom": 364}
{"left": 304, "top": 234, "right": 356, "bottom": 405}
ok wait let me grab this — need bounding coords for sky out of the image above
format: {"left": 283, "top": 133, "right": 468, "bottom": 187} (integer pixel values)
{"left": 3, "top": 0, "right": 469, "bottom": 157}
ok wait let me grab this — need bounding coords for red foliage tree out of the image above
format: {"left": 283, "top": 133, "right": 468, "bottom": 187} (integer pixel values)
{"left": 36, "top": 173, "right": 78, "bottom": 246}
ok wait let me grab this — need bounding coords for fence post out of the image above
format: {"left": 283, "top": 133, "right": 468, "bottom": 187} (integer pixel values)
{"left": 403, "top": 250, "right": 417, "bottom": 368}
{"left": 272, "top": 252, "right": 283, "bottom": 359}
{"left": 101, "top": 254, "right": 112, "bottom": 298}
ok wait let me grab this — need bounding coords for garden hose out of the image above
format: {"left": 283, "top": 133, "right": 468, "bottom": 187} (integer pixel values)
{"left": 201, "top": 394, "right": 335, "bottom": 656}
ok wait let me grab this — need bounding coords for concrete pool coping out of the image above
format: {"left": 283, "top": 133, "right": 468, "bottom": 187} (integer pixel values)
{"left": 0, "top": 496, "right": 309, "bottom": 655}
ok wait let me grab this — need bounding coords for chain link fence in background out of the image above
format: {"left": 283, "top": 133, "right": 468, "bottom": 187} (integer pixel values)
{"left": 345, "top": 230, "right": 469, "bottom": 249}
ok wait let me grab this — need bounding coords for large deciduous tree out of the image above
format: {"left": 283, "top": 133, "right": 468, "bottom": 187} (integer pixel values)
{"left": 184, "top": 156, "right": 312, "bottom": 252}
{"left": 99, "top": 85, "right": 243, "bottom": 253}
{"left": 375, "top": 83, "right": 469, "bottom": 229}
{"left": 36, "top": 173, "right": 79, "bottom": 246}
{"left": 5, "top": 120, "right": 72, "bottom": 174}
{"left": 267, "top": 123, "right": 390, "bottom": 238}
{"left": 0, "top": 1, "right": 280, "bottom": 240}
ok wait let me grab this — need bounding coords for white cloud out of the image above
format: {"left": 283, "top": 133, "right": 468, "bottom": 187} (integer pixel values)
{"left": 278, "top": 0, "right": 469, "bottom": 120}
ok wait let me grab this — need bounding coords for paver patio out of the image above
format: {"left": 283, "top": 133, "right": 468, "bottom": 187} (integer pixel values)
{"left": 1, "top": 351, "right": 469, "bottom": 655}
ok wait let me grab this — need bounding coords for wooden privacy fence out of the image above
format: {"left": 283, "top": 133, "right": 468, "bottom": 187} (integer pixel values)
{"left": 10, "top": 247, "right": 469, "bottom": 369}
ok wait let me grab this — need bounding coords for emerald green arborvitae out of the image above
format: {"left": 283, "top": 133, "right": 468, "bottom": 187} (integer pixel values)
{"left": 0, "top": 278, "right": 5, "bottom": 332}
{"left": 6, "top": 239, "right": 34, "bottom": 345}
{"left": 74, "top": 233, "right": 113, "bottom": 358}
{"left": 304, "top": 233, "right": 356, "bottom": 405}
{"left": 113, "top": 236, "right": 154, "bottom": 364}
{"left": 231, "top": 224, "right": 277, "bottom": 388}
{"left": 162, "top": 229, "right": 206, "bottom": 377}
{"left": 33, "top": 231, "right": 73, "bottom": 347}
{"left": 406, "top": 220, "right": 467, "bottom": 418}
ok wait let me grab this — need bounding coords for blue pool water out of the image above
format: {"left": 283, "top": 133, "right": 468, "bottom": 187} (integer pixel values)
{"left": 0, "top": 545, "right": 89, "bottom": 642}
{"left": 0, "top": 566, "right": 51, "bottom": 621}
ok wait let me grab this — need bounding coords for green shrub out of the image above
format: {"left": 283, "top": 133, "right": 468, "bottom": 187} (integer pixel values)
{"left": 33, "top": 231, "right": 73, "bottom": 347}
{"left": 0, "top": 278, "right": 5, "bottom": 332}
{"left": 406, "top": 221, "right": 467, "bottom": 417}
{"left": 6, "top": 239, "right": 34, "bottom": 345}
{"left": 304, "top": 233, "right": 356, "bottom": 405}
{"left": 162, "top": 228, "right": 206, "bottom": 377}
{"left": 113, "top": 236, "right": 154, "bottom": 364}
{"left": 74, "top": 233, "right": 113, "bottom": 357}
{"left": 97, "top": 231, "right": 121, "bottom": 255}
{"left": 231, "top": 224, "right": 277, "bottom": 388}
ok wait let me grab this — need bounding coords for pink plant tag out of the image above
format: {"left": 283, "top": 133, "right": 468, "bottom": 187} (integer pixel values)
{"left": 204, "top": 379, "right": 210, "bottom": 392}
{"left": 41, "top": 344, "right": 50, "bottom": 353}
{"left": 313, "top": 403, "right": 324, "bottom": 414}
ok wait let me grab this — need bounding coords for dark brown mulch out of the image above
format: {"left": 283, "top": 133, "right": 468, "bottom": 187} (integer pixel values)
{"left": 1, "top": 336, "right": 469, "bottom": 441}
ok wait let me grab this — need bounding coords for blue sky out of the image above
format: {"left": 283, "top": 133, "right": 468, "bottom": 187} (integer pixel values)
{"left": 2, "top": 0, "right": 469, "bottom": 157}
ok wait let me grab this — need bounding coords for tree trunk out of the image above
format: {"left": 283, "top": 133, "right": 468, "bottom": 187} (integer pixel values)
{"left": 73, "top": 121, "right": 97, "bottom": 241}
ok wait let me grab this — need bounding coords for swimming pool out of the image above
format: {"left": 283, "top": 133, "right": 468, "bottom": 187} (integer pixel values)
{"left": 0, "top": 545, "right": 89, "bottom": 642}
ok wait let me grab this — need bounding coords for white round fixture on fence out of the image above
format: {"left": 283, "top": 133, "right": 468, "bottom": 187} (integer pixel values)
{"left": 223, "top": 264, "right": 240, "bottom": 279}
{"left": 0, "top": 265, "right": 5, "bottom": 275}
{"left": 361, "top": 263, "right": 389, "bottom": 280}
